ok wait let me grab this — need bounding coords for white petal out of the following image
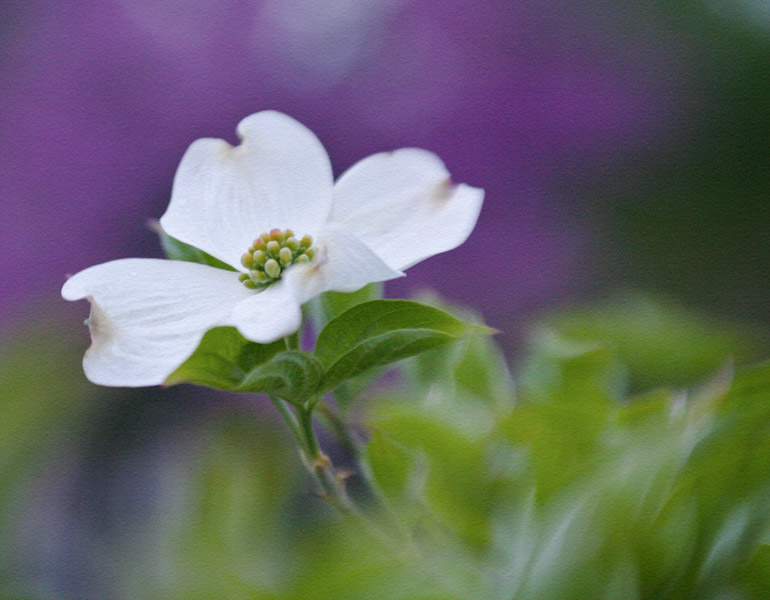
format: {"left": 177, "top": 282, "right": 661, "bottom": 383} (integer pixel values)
{"left": 160, "top": 111, "right": 334, "bottom": 269}
{"left": 62, "top": 259, "right": 252, "bottom": 387}
{"left": 330, "top": 149, "right": 484, "bottom": 271}
{"left": 286, "top": 223, "right": 403, "bottom": 304}
{"left": 231, "top": 282, "right": 303, "bottom": 344}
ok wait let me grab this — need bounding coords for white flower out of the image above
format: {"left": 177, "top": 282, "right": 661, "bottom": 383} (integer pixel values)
{"left": 62, "top": 111, "right": 484, "bottom": 387}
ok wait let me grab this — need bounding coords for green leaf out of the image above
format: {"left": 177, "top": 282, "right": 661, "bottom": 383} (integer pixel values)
{"left": 451, "top": 332, "right": 514, "bottom": 405}
{"left": 165, "top": 327, "right": 322, "bottom": 403}
{"left": 365, "top": 429, "right": 414, "bottom": 503}
{"left": 543, "top": 292, "right": 767, "bottom": 390}
{"left": 366, "top": 400, "right": 495, "bottom": 549}
{"left": 317, "top": 282, "right": 383, "bottom": 324}
{"left": 739, "top": 544, "right": 770, "bottom": 600}
{"left": 165, "top": 327, "right": 285, "bottom": 390}
{"left": 516, "top": 329, "right": 626, "bottom": 407}
{"left": 320, "top": 329, "right": 451, "bottom": 395}
{"left": 314, "top": 300, "right": 489, "bottom": 394}
{"left": 307, "top": 285, "right": 387, "bottom": 409}
{"left": 405, "top": 295, "right": 513, "bottom": 408}
{"left": 722, "top": 359, "right": 770, "bottom": 409}
{"left": 151, "top": 219, "right": 236, "bottom": 271}
{"left": 238, "top": 351, "right": 323, "bottom": 405}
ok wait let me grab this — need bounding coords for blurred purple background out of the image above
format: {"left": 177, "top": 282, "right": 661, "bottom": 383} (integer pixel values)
{"left": 1, "top": 0, "right": 687, "bottom": 336}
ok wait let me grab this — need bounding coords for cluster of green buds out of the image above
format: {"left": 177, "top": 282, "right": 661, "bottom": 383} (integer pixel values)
{"left": 239, "top": 228, "right": 315, "bottom": 290}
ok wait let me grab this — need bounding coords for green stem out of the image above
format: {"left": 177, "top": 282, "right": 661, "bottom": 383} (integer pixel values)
{"left": 269, "top": 395, "right": 352, "bottom": 512}
{"left": 297, "top": 405, "right": 357, "bottom": 515}
{"left": 317, "top": 399, "right": 362, "bottom": 459}
{"left": 298, "top": 406, "right": 321, "bottom": 459}
{"left": 317, "top": 398, "right": 404, "bottom": 533}
{"left": 271, "top": 397, "right": 396, "bottom": 543}
{"left": 285, "top": 330, "right": 300, "bottom": 350}
{"left": 268, "top": 395, "right": 306, "bottom": 454}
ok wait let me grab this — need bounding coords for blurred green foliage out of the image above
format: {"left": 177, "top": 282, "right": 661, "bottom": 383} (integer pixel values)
{"left": 6, "top": 295, "right": 769, "bottom": 599}
{"left": 540, "top": 293, "right": 767, "bottom": 390}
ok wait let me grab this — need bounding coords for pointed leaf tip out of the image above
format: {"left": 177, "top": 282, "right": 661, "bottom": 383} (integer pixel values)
{"left": 314, "top": 299, "right": 483, "bottom": 393}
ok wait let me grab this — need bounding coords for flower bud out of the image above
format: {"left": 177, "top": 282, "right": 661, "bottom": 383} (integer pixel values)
{"left": 269, "top": 228, "right": 284, "bottom": 242}
{"left": 243, "top": 279, "right": 258, "bottom": 289}
{"left": 285, "top": 236, "right": 299, "bottom": 252}
{"left": 296, "top": 254, "right": 310, "bottom": 264}
{"left": 264, "top": 259, "right": 281, "bottom": 279}
{"left": 266, "top": 240, "right": 280, "bottom": 257}
{"left": 253, "top": 250, "right": 267, "bottom": 266}
{"left": 250, "top": 270, "right": 268, "bottom": 283}
{"left": 241, "top": 252, "right": 255, "bottom": 269}
{"left": 253, "top": 238, "right": 267, "bottom": 252}
{"left": 279, "top": 247, "right": 293, "bottom": 266}
{"left": 304, "top": 248, "right": 315, "bottom": 261}
{"left": 300, "top": 235, "right": 313, "bottom": 249}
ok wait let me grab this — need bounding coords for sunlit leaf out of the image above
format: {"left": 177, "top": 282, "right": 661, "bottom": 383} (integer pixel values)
{"left": 543, "top": 293, "right": 766, "bottom": 389}
{"left": 315, "top": 300, "right": 489, "bottom": 394}
{"left": 315, "top": 283, "right": 383, "bottom": 326}
{"left": 165, "top": 326, "right": 285, "bottom": 390}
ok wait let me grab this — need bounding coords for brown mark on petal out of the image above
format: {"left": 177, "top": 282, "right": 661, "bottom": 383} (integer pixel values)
{"left": 84, "top": 297, "right": 115, "bottom": 350}
{"left": 431, "top": 177, "right": 454, "bottom": 208}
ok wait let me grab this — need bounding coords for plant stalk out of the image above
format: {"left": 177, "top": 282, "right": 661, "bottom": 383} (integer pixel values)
{"left": 297, "top": 406, "right": 356, "bottom": 515}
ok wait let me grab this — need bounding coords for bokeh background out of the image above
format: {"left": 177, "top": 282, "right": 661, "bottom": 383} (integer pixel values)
{"left": 2, "top": 1, "right": 769, "bottom": 597}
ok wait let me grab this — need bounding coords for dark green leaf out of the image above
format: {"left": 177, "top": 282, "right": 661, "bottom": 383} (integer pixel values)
{"left": 238, "top": 351, "right": 323, "bottom": 405}
{"left": 314, "top": 300, "right": 489, "bottom": 393}
{"left": 165, "top": 327, "right": 284, "bottom": 390}
{"left": 308, "top": 284, "right": 387, "bottom": 407}
{"left": 322, "top": 329, "right": 455, "bottom": 394}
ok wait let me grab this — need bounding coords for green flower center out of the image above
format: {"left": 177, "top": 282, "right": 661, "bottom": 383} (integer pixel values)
{"left": 238, "top": 228, "right": 315, "bottom": 290}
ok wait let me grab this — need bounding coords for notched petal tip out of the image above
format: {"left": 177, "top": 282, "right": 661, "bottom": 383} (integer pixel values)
{"left": 179, "top": 137, "right": 236, "bottom": 167}
{"left": 235, "top": 110, "right": 301, "bottom": 140}
{"left": 61, "top": 259, "right": 254, "bottom": 387}
{"left": 160, "top": 111, "right": 334, "bottom": 269}
{"left": 83, "top": 297, "right": 115, "bottom": 347}
{"left": 432, "top": 177, "right": 454, "bottom": 204}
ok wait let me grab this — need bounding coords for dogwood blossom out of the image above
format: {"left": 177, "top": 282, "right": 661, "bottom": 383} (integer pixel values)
{"left": 62, "top": 111, "right": 484, "bottom": 387}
